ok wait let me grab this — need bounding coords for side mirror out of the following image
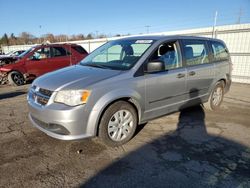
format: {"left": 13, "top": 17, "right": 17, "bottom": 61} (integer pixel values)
{"left": 145, "top": 60, "right": 165, "bottom": 73}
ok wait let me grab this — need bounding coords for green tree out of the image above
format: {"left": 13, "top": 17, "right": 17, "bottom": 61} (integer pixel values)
{"left": 1, "top": 33, "right": 9, "bottom": 45}
{"left": 86, "top": 33, "right": 94, "bottom": 39}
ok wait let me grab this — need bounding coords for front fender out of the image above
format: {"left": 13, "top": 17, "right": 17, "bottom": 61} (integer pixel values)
{"left": 0, "top": 62, "right": 26, "bottom": 75}
{"left": 86, "top": 89, "right": 143, "bottom": 136}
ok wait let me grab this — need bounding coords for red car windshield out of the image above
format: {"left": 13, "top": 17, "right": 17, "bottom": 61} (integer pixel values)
{"left": 18, "top": 47, "right": 36, "bottom": 58}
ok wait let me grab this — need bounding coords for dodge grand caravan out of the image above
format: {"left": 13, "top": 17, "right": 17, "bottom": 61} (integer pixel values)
{"left": 27, "top": 36, "right": 232, "bottom": 146}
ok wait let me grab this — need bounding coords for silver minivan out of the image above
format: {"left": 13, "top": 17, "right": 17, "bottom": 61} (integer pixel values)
{"left": 27, "top": 36, "right": 232, "bottom": 146}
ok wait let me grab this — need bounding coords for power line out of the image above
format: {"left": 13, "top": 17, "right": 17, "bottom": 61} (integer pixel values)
{"left": 145, "top": 25, "right": 151, "bottom": 34}
{"left": 104, "top": 11, "right": 250, "bottom": 35}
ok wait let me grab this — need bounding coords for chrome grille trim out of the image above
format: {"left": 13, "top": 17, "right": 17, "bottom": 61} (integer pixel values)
{"left": 29, "top": 85, "right": 53, "bottom": 106}
{"left": 39, "top": 88, "right": 53, "bottom": 97}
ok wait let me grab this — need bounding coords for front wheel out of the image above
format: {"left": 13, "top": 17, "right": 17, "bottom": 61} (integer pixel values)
{"left": 98, "top": 101, "right": 138, "bottom": 146}
{"left": 8, "top": 71, "right": 25, "bottom": 86}
{"left": 204, "top": 81, "right": 224, "bottom": 111}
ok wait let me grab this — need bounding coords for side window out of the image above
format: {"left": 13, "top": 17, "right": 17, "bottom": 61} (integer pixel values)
{"left": 51, "top": 47, "right": 67, "bottom": 58}
{"left": 182, "top": 40, "right": 209, "bottom": 66}
{"left": 13, "top": 51, "right": 19, "bottom": 56}
{"left": 149, "top": 41, "right": 181, "bottom": 70}
{"left": 211, "top": 41, "right": 229, "bottom": 61}
{"left": 31, "top": 47, "right": 50, "bottom": 60}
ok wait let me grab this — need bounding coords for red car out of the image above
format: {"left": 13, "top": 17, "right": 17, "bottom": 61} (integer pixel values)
{"left": 0, "top": 43, "right": 88, "bottom": 86}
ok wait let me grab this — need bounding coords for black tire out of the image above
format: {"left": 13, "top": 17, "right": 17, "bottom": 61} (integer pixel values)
{"left": 8, "top": 71, "right": 25, "bottom": 86}
{"left": 99, "top": 101, "right": 138, "bottom": 147}
{"left": 204, "top": 81, "right": 224, "bottom": 111}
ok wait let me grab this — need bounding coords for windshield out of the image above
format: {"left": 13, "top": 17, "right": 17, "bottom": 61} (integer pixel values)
{"left": 80, "top": 39, "right": 154, "bottom": 70}
{"left": 18, "top": 47, "right": 35, "bottom": 58}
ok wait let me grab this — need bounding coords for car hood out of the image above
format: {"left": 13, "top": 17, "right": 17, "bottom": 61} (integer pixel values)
{"left": 0, "top": 56, "right": 17, "bottom": 61}
{"left": 33, "top": 65, "right": 122, "bottom": 91}
{"left": 0, "top": 56, "right": 19, "bottom": 67}
{"left": 0, "top": 55, "right": 9, "bottom": 58}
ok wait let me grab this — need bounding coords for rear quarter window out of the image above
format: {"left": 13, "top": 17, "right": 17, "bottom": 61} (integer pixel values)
{"left": 72, "top": 46, "right": 87, "bottom": 54}
{"left": 211, "top": 41, "right": 229, "bottom": 61}
{"left": 51, "top": 47, "right": 67, "bottom": 57}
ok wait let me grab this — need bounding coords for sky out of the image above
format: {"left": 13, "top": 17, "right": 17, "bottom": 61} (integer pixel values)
{"left": 0, "top": 0, "right": 250, "bottom": 37}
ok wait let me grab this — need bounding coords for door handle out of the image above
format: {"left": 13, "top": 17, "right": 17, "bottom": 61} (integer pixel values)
{"left": 189, "top": 71, "right": 196, "bottom": 76}
{"left": 177, "top": 73, "right": 185, "bottom": 78}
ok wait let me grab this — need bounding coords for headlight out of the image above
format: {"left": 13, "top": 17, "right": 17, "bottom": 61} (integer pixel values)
{"left": 54, "top": 90, "right": 91, "bottom": 106}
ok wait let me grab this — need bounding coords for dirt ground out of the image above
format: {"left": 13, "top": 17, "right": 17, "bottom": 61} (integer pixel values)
{"left": 0, "top": 83, "right": 250, "bottom": 188}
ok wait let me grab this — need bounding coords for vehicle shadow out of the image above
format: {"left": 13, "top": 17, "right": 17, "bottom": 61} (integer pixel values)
{"left": 0, "top": 91, "right": 26, "bottom": 100}
{"left": 82, "top": 90, "right": 250, "bottom": 188}
{"left": 134, "top": 122, "right": 148, "bottom": 137}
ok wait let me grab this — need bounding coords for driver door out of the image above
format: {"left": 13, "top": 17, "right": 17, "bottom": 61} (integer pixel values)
{"left": 144, "top": 40, "right": 187, "bottom": 120}
{"left": 25, "top": 47, "right": 50, "bottom": 77}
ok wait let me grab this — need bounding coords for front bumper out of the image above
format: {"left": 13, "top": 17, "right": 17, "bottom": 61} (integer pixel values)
{"left": 28, "top": 99, "right": 94, "bottom": 140}
{"left": 0, "top": 71, "right": 8, "bottom": 84}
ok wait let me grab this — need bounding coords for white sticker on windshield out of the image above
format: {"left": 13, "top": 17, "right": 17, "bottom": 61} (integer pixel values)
{"left": 135, "top": 40, "right": 153, "bottom": 44}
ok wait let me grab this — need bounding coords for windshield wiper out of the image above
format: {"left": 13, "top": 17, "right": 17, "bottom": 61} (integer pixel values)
{"left": 82, "top": 63, "right": 110, "bottom": 69}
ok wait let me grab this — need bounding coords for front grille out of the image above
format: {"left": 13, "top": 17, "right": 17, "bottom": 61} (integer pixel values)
{"left": 30, "top": 86, "right": 53, "bottom": 106}
{"left": 37, "top": 95, "right": 49, "bottom": 105}
{"left": 39, "top": 88, "right": 53, "bottom": 97}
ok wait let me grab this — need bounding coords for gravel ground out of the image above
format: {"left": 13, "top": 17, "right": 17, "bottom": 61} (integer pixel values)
{"left": 0, "top": 83, "right": 249, "bottom": 188}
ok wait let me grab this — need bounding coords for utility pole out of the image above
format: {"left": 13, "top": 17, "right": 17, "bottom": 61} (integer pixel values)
{"left": 145, "top": 25, "right": 151, "bottom": 34}
{"left": 237, "top": 8, "right": 243, "bottom": 24}
{"left": 95, "top": 30, "right": 99, "bottom": 38}
{"left": 212, "top": 11, "right": 218, "bottom": 38}
{"left": 39, "top": 25, "right": 42, "bottom": 44}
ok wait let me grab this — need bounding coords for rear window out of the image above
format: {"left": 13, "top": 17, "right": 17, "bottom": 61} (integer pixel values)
{"left": 211, "top": 41, "right": 229, "bottom": 61}
{"left": 72, "top": 46, "right": 87, "bottom": 54}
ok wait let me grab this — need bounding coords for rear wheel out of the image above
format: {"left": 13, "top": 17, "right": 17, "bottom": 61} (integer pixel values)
{"left": 99, "top": 101, "right": 138, "bottom": 146}
{"left": 8, "top": 71, "right": 25, "bottom": 86}
{"left": 204, "top": 81, "right": 224, "bottom": 111}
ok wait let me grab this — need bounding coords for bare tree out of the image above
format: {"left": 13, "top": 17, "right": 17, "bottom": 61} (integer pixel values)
{"left": 0, "top": 31, "right": 116, "bottom": 46}
{"left": 9, "top": 33, "right": 18, "bottom": 45}
{"left": 19, "top": 32, "right": 34, "bottom": 44}
{"left": 43, "top": 33, "right": 56, "bottom": 43}
{"left": 55, "top": 34, "right": 68, "bottom": 42}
